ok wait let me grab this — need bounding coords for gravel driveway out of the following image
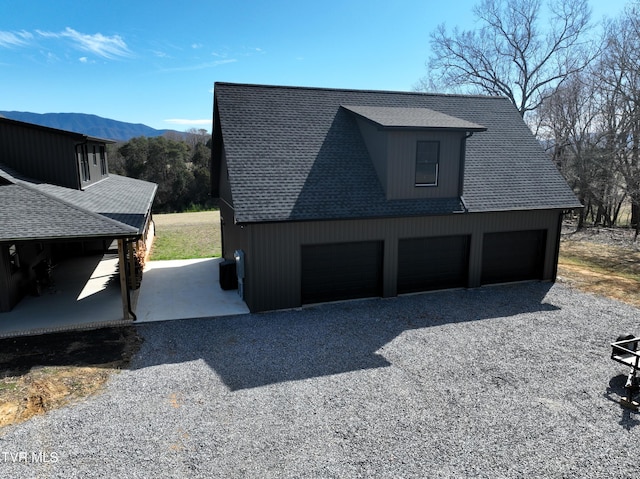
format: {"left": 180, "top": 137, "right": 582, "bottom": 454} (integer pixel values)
{"left": 1, "top": 282, "right": 639, "bottom": 478}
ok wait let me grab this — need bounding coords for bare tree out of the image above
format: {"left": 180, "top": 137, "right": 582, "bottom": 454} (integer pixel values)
{"left": 184, "top": 128, "right": 211, "bottom": 151}
{"left": 537, "top": 73, "right": 623, "bottom": 227}
{"left": 597, "top": 2, "right": 640, "bottom": 234}
{"left": 420, "top": 0, "right": 595, "bottom": 119}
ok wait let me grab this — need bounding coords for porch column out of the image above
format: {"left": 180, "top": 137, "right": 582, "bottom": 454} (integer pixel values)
{"left": 127, "top": 240, "right": 136, "bottom": 289}
{"left": 117, "top": 239, "right": 131, "bottom": 320}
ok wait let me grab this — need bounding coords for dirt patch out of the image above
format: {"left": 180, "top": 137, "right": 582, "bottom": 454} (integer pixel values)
{"left": 557, "top": 263, "right": 640, "bottom": 307}
{"left": 0, "top": 326, "right": 141, "bottom": 428}
{"left": 559, "top": 224, "right": 640, "bottom": 308}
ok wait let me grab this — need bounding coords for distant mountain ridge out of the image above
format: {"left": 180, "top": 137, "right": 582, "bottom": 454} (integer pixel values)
{"left": 0, "top": 111, "right": 177, "bottom": 141}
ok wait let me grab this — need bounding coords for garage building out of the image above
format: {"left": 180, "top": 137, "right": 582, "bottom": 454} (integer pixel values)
{"left": 211, "top": 83, "right": 581, "bottom": 313}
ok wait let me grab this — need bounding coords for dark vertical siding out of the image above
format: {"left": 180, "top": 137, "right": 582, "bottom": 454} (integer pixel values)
{"left": 235, "top": 209, "right": 562, "bottom": 312}
{"left": 0, "top": 121, "right": 80, "bottom": 189}
{"left": 386, "top": 130, "right": 462, "bottom": 200}
{"left": 0, "top": 243, "right": 27, "bottom": 312}
{"left": 0, "top": 245, "right": 10, "bottom": 312}
{"left": 354, "top": 117, "right": 388, "bottom": 194}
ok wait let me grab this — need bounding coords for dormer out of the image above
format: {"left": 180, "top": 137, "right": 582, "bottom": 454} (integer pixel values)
{"left": 342, "top": 105, "right": 486, "bottom": 201}
{"left": 0, "top": 117, "right": 113, "bottom": 190}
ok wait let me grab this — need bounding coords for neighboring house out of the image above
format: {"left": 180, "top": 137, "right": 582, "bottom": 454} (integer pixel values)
{"left": 211, "top": 82, "right": 582, "bottom": 313}
{"left": 0, "top": 117, "right": 157, "bottom": 315}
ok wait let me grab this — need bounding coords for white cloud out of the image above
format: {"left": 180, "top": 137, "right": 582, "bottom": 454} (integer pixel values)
{"left": 164, "top": 119, "right": 212, "bottom": 126}
{"left": 79, "top": 56, "right": 88, "bottom": 63}
{"left": 37, "top": 27, "right": 131, "bottom": 59}
{"left": 191, "top": 43, "right": 203, "bottom": 49}
{"left": 0, "top": 30, "right": 32, "bottom": 48}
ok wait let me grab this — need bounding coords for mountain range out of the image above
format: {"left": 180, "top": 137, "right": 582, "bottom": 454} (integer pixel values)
{"left": 0, "top": 111, "right": 179, "bottom": 141}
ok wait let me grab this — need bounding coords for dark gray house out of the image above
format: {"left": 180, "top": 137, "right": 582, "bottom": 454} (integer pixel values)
{"left": 211, "top": 82, "right": 581, "bottom": 313}
{"left": 0, "top": 117, "right": 156, "bottom": 315}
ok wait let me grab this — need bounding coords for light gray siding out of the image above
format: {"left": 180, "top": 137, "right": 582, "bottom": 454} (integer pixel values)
{"left": 235, "top": 209, "right": 563, "bottom": 312}
{"left": 82, "top": 141, "right": 109, "bottom": 187}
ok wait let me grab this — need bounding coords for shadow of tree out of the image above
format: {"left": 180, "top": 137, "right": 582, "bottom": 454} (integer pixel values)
{"left": 132, "top": 282, "right": 559, "bottom": 391}
{"left": 0, "top": 326, "right": 140, "bottom": 378}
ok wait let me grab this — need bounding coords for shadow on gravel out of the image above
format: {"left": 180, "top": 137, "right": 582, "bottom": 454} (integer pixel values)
{"left": 605, "top": 374, "right": 640, "bottom": 430}
{"left": 132, "top": 282, "right": 559, "bottom": 391}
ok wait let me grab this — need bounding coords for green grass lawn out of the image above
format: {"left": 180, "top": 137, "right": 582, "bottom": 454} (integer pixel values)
{"left": 149, "top": 210, "right": 221, "bottom": 260}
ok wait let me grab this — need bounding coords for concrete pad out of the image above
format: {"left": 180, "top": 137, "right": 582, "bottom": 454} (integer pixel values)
{"left": 0, "top": 255, "right": 249, "bottom": 337}
{"left": 0, "top": 254, "right": 127, "bottom": 338}
{"left": 135, "top": 258, "right": 249, "bottom": 322}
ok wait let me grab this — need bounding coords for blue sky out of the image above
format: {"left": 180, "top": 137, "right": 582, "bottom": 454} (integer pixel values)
{"left": 0, "top": 0, "right": 629, "bottom": 132}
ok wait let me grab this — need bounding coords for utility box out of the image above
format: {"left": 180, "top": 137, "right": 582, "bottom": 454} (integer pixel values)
{"left": 219, "top": 259, "right": 237, "bottom": 290}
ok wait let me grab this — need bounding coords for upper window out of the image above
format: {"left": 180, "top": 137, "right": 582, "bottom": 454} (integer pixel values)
{"left": 415, "top": 141, "right": 439, "bottom": 186}
{"left": 81, "top": 154, "right": 90, "bottom": 182}
{"left": 100, "top": 146, "right": 108, "bottom": 175}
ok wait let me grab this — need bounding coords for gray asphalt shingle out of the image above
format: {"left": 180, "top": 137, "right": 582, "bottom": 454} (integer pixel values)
{"left": 0, "top": 184, "right": 138, "bottom": 241}
{"left": 0, "top": 164, "right": 156, "bottom": 240}
{"left": 214, "top": 83, "right": 581, "bottom": 223}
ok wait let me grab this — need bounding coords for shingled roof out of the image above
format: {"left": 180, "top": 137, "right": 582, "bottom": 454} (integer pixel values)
{"left": 214, "top": 82, "right": 581, "bottom": 223}
{"left": 0, "top": 164, "right": 156, "bottom": 241}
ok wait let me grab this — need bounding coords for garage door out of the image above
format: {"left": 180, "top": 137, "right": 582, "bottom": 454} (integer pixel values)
{"left": 301, "top": 241, "right": 383, "bottom": 305}
{"left": 397, "top": 235, "right": 470, "bottom": 294}
{"left": 481, "top": 230, "right": 546, "bottom": 284}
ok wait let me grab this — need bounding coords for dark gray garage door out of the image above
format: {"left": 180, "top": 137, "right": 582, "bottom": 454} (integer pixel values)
{"left": 481, "top": 230, "right": 546, "bottom": 284}
{"left": 397, "top": 235, "right": 470, "bottom": 294}
{"left": 301, "top": 241, "right": 383, "bottom": 305}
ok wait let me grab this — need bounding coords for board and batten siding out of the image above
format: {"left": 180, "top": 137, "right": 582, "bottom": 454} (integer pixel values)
{"left": 0, "top": 121, "right": 80, "bottom": 189}
{"left": 385, "top": 130, "right": 462, "bottom": 200}
{"left": 237, "top": 209, "right": 563, "bottom": 312}
{"left": 0, "top": 244, "right": 27, "bottom": 312}
{"left": 353, "top": 117, "right": 464, "bottom": 201}
{"left": 353, "top": 117, "right": 388, "bottom": 194}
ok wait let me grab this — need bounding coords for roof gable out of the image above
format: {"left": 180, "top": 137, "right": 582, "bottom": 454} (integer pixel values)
{"left": 214, "top": 83, "right": 581, "bottom": 223}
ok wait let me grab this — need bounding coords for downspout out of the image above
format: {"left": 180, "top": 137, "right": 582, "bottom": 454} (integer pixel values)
{"left": 458, "top": 132, "right": 474, "bottom": 211}
{"left": 74, "top": 142, "right": 84, "bottom": 188}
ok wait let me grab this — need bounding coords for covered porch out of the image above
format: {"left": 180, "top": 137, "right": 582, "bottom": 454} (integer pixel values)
{"left": 0, "top": 251, "right": 249, "bottom": 338}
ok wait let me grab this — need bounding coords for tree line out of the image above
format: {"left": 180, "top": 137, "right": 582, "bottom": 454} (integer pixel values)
{"left": 107, "top": 129, "right": 214, "bottom": 213}
{"left": 421, "top": 0, "right": 640, "bottom": 232}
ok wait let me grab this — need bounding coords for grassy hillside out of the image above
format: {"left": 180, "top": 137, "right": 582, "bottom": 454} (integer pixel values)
{"left": 149, "top": 210, "right": 220, "bottom": 260}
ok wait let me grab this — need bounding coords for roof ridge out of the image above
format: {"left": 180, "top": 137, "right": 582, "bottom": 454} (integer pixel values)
{"left": 214, "top": 81, "right": 509, "bottom": 101}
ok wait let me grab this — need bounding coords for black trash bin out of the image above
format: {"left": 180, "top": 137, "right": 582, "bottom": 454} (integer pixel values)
{"left": 219, "top": 259, "right": 238, "bottom": 290}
